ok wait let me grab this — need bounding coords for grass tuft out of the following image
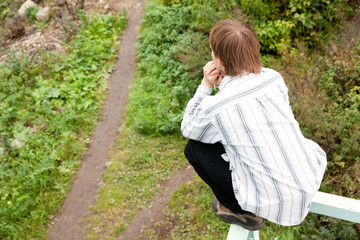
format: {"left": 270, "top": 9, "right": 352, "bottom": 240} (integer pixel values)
{"left": 82, "top": 128, "right": 188, "bottom": 239}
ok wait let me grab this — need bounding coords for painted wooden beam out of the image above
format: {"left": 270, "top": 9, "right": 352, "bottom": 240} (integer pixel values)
{"left": 310, "top": 191, "right": 360, "bottom": 223}
{"left": 226, "top": 224, "right": 259, "bottom": 240}
{"left": 227, "top": 191, "right": 360, "bottom": 239}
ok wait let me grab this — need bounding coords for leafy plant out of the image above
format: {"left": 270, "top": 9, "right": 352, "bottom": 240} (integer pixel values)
{"left": 185, "top": 0, "right": 239, "bottom": 32}
{"left": 235, "top": 0, "right": 353, "bottom": 53}
{"left": 0, "top": 2, "right": 10, "bottom": 20}
{"left": 255, "top": 19, "right": 295, "bottom": 52}
{"left": 126, "top": 0, "right": 359, "bottom": 238}
{"left": 127, "top": 3, "right": 197, "bottom": 135}
{"left": 128, "top": 0, "right": 355, "bottom": 136}
{"left": 25, "top": 6, "right": 39, "bottom": 22}
{"left": 0, "top": 12, "right": 127, "bottom": 239}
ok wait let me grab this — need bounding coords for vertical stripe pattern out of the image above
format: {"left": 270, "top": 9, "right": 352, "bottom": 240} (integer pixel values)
{"left": 181, "top": 68, "right": 327, "bottom": 226}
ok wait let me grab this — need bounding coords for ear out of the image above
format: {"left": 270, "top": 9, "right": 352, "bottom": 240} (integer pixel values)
{"left": 218, "top": 58, "right": 225, "bottom": 72}
{"left": 219, "top": 58, "right": 223, "bottom": 67}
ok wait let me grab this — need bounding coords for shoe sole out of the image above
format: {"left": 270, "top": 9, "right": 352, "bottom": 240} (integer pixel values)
{"left": 211, "top": 198, "right": 265, "bottom": 231}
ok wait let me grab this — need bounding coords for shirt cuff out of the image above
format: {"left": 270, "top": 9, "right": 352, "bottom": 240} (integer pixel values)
{"left": 194, "top": 85, "right": 212, "bottom": 98}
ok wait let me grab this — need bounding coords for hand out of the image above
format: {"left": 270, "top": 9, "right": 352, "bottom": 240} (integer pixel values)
{"left": 202, "top": 61, "right": 224, "bottom": 88}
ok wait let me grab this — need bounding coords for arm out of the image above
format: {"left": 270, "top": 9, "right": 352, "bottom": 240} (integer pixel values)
{"left": 181, "top": 61, "right": 223, "bottom": 143}
{"left": 180, "top": 85, "right": 219, "bottom": 143}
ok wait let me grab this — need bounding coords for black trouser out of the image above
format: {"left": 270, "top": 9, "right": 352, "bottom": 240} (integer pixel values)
{"left": 184, "top": 139, "right": 247, "bottom": 214}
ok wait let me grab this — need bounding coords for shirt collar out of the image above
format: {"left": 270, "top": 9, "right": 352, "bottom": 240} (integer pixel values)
{"left": 219, "top": 71, "right": 254, "bottom": 91}
{"left": 218, "top": 76, "right": 233, "bottom": 91}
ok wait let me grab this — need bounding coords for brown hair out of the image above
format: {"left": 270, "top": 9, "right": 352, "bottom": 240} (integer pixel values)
{"left": 209, "top": 19, "right": 262, "bottom": 76}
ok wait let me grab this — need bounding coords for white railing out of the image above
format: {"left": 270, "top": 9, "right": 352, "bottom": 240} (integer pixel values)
{"left": 227, "top": 191, "right": 360, "bottom": 240}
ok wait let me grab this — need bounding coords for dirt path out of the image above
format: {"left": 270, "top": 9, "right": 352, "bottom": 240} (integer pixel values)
{"left": 47, "top": 1, "right": 146, "bottom": 239}
{"left": 118, "top": 166, "right": 196, "bottom": 240}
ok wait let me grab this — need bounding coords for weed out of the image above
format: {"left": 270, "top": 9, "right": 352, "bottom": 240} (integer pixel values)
{"left": 147, "top": 174, "right": 358, "bottom": 239}
{"left": 123, "top": 0, "right": 359, "bottom": 238}
{"left": 159, "top": 177, "right": 229, "bottom": 239}
{"left": 82, "top": 128, "right": 188, "bottom": 239}
{"left": 0, "top": 11, "right": 127, "bottom": 239}
{"left": 128, "top": 0, "right": 355, "bottom": 136}
{"left": 25, "top": 6, "right": 39, "bottom": 22}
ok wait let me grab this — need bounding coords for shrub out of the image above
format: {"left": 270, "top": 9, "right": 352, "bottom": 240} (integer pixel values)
{"left": 234, "top": 0, "right": 353, "bottom": 53}
{"left": 184, "top": 0, "right": 240, "bottom": 32}
{"left": 270, "top": 36, "right": 360, "bottom": 198}
{"left": 129, "top": 0, "right": 359, "bottom": 237}
{"left": 312, "top": 43, "right": 360, "bottom": 197}
{"left": 128, "top": 0, "right": 356, "bottom": 136}
{"left": 127, "top": 3, "right": 198, "bottom": 135}
{"left": 255, "top": 19, "right": 295, "bottom": 52}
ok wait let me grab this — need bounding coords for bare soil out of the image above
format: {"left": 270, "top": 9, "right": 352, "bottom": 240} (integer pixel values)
{"left": 45, "top": 0, "right": 196, "bottom": 239}
{"left": 46, "top": 0, "right": 149, "bottom": 239}
{"left": 118, "top": 166, "right": 195, "bottom": 240}
{"left": 6, "top": 0, "right": 359, "bottom": 239}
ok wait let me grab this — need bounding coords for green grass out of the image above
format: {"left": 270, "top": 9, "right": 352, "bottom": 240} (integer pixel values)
{"left": 0, "top": 11, "right": 127, "bottom": 240}
{"left": 83, "top": 1, "right": 359, "bottom": 239}
{"left": 82, "top": 128, "right": 188, "bottom": 239}
{"left": 83, "top": 126, "right": 358, "bottom": 239}
{"left": 145, "top": 176, "right": 230, "bottom": 239}
{"left": 1, "top": 0, "right": 358, "bottom": 238}
{"left": 143, "top": 176, "right": 358, "bottom": 240}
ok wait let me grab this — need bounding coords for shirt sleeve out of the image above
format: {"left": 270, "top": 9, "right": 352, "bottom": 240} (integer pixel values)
{"left": 181, "top": 85, "right": 221, "bottom": 143}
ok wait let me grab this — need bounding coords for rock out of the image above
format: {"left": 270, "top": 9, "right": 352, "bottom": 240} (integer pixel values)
{"left": 18, "top": 0, "right": 38, "bottom": 18}
{"left": 10, "top": 139, "right": 25, "bottom": 149}
{"left": 36, "top": 7, "right": 50, "bottom": 21}
{"left": 105, "top": 160, "right": 113, "bottom": 168}
{"left": 57, "top": 0, "right": 70, "bottom": 20}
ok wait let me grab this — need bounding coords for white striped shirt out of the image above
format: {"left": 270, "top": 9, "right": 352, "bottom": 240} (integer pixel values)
{"left": 181, "top": 68, "right": 327, "bottom": 226}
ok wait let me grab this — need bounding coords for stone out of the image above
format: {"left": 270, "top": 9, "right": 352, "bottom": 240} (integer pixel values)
{"left": 18, "top": 0, "right": 38, "bottom": 18}
{"left": 57, "top": 0, "right": 70, "bottom": 20}
{"left": 10, "top": 139, "right": 25, "bottom": 149}
{"left": 36, "top": 7, "right": 50, "bottom": 21}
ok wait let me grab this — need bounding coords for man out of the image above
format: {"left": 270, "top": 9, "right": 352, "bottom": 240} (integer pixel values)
{"left": 181, "top": 19, "right": 327, "bottom": 230}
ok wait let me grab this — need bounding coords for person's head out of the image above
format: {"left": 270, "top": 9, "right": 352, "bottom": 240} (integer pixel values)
{"left": 209, "top": 19, "right": 262, "bottom": 76}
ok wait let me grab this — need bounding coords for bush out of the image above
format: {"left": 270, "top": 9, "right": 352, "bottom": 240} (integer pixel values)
{"left": 312, "top": 42, "right": 360, "bottom": 197}
{"left": 270, "top": 35, "right": 360, "bottom": 198}
{"left": 128, "top": 0, "right": 356, "bottom": 136}
{"left": 244, "top": 0, "right": 353, "bottom": 53}
{"left": 127, "top": 3, "right": 198, "bottom": 135}
{"left": 129, "top": 0, "right": 360, "bottom": 237}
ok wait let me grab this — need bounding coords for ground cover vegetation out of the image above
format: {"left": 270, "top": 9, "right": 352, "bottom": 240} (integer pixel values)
{"left": 82, "top": 129, "right": 188, "bottom": 239}
{"left": 0, "top": 8, "right": 127, "bottom": 239}
{"left": 123, "top": 0, "right": 360, "bottom": 238}
{"left": 1, "top": 0, "right": 359, "bottom": 239}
